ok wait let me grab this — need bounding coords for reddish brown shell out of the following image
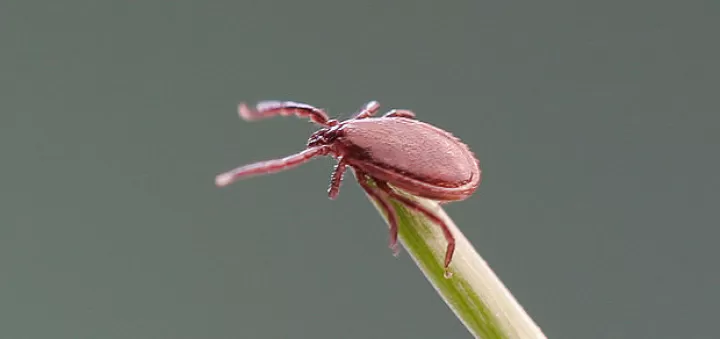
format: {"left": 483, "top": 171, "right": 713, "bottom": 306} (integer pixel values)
{"left": 335, "top": 117, "right": 481, "bottom": 201}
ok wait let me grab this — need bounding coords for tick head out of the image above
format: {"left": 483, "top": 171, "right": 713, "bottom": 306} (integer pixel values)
{"left": 307, "top": 124, "right": 342, "bottom": 148}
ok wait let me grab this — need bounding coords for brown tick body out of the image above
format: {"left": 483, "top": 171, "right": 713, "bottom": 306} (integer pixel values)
{"left": 216, "top": 100, "right": 481, "bottom": 276}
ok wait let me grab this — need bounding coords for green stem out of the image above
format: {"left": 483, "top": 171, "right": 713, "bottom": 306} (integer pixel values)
{"left": 360, "top": 175, "right": 546, "bottom": 339}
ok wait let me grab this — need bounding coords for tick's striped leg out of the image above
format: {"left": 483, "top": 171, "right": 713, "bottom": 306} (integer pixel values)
{"left": 238, "top": 101, "right": 334, "bottom": 126}
{"left": 353, "top": 101, "right": 381, "bottom": 119}
{"left": 328, "top": 157, "right": 347, "bottom": 200}
{"left": 383, "top": 109, "right": 416, "bottom": 119}
{"left": 376, "top": 181, "right": 455, "bottom": 277}
{"left": 215, "top": 146, "right": 331, "bottom": 187}
{"left": 356, "top": 173, "right": 400, "bottom": 256}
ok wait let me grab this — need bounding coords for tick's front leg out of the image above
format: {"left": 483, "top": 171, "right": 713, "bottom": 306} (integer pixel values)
{"left": 216, "top": 146, "right": 331, "bottom": 187}
{"left": 239, "top": 101, "right": 333, "bottom": 126}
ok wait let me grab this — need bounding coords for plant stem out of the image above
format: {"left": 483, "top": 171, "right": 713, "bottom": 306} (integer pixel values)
{"left": 360, "top": 175, "right": 546, "bottom": 339}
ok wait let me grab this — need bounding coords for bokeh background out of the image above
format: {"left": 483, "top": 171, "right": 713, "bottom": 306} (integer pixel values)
{"left": 2, "top": 1, "right": 718, "bottom": 338}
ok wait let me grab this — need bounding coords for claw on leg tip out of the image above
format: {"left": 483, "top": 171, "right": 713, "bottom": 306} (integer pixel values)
{"left": 215, "top": 173, "right": 232, "bottom": 187}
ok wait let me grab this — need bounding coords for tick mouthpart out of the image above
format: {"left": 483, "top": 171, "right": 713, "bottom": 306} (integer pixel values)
{"left": 307, "top": 126, "right": 341, "bottom": 148}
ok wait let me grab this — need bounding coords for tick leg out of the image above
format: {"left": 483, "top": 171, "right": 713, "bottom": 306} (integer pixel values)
{"left": 353, "top": 101, "right": 381, "bottom": 119}
{"left": 328, "top": 157, "right": 347, "bottom": 200}
{"left": 238, "top": 101, "right": 334, "bottom": 126}
{"left": 383, "top": 109, "right": 416, "bottom": 119}
{"left": 376, "top": 181, "right": 455, "bottom": 277}
{"left": 356, "top": 173, "right": 400, "bottom": 256}
{"left": 215, "top": 146, "right": 331, "bottom": 187}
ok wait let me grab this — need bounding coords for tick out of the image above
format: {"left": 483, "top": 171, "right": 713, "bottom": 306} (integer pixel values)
{"left": 215, "top": 100, "right": 481, "bottom": 275}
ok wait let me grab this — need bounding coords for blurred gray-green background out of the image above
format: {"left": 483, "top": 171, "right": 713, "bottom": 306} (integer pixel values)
{"left": 2, "top": 1, "right": 718, "bottom": 338}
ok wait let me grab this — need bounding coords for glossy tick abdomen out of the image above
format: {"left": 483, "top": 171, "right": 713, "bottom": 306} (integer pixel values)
{"left": 338, "top": 118, "right": 480, "bottom": 201}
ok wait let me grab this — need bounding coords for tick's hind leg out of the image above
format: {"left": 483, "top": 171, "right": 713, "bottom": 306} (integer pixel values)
{"left": 328, "top": 157, "right": 347, "bottom": 200}
{"left": 376, "top": 181, "right": 455, "bottom": 278}
{"left": 383, "top": 109, "right": 416, "bottom": 119}
{"left": 356, "top": 173, "right": 400, "bottom": 256}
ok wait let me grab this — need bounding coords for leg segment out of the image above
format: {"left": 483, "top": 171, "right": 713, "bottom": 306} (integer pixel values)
{"left": 353, "top": 101, "right": 381, "bottom": 119}
{"left": 376, "top": 181, "right": 455, "bottom": 276}
{"left": 383, "top": 109, "right": 416, "bottom": 119}
{"left": 238, "top": 101, "right": 334, "bottom": 126}
{"left": 328, "top": 157, "right": 347, "bottom": 200}
{"left": 215, "top": 146, "right": 331, "bottom": 187}
{"left": 356, "top": 173, "right": 401, "bottom": 256}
